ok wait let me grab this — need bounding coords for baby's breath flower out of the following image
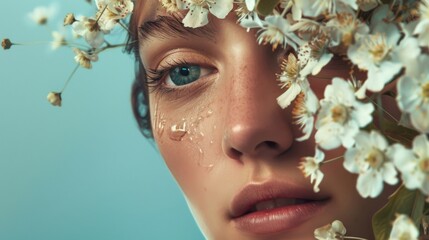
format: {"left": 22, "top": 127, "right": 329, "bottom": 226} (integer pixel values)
{"left": 63, "top": 13, "right": 76, "bottom": 26}
{"left": 389, "top": 214, "right": 419, "bottom": 240}
{"left": 315, "top": 77, "right": 374, "bottom": 150}
{"left": 51, "top": 31, "right": 67, "bottom": 50}
{"left": 73, "top": 48, "right": 98, "bottom": 69}
{"left": 299, "top": 147, "right": 325, "bottom": 192}
{"left": 314, "top": 220, "right": 347, "bottom": 240}
{"left": 1, "top": 38, "right": 12, "bottom": 50}
{"left": 389, "top": 134, "right": 429, "bottom": 195}
{"left": 47, "top": 92, "right": 62, "bottom": 107}
{"left": 28, "top": 4, "right": 57, "bottom": 25}
{"left": 344, "top": 130, "right": 398, "bottom": 198}
{"left": 178, "top": 0, "right": 234, "bottom": 28}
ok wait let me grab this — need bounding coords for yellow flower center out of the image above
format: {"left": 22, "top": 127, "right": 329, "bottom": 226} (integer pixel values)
{"left": 366, "top": 34, "right": 389, "bottom": 64}
{"left": 331, "top": 104, "right": 348, "bottom": 124}
{"left": 422, "top": 82, "right": 429, "bottom": 99}
{"left": 419, "top": 158, "right": 429, "bottom": 173}
{"left": 366, "top": 149, "right": 385, "bottom": 169}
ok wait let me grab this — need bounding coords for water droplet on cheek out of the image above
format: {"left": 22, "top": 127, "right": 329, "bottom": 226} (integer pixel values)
{"left": 168, "top": 119, "right": 188, "bottom": 141}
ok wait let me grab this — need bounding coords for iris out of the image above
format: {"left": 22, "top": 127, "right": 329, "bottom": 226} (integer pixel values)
{"left": 169, "top": 65, "right": 201, "bottom": 86}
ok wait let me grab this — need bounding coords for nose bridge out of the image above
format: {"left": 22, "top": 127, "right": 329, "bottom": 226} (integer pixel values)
{"left": 221, "top": 38, "right": 294, "bottom": 160}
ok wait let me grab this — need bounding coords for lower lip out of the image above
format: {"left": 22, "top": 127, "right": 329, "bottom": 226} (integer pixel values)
{"left": 232, "top": 200, "right": 328, "bottom": 235}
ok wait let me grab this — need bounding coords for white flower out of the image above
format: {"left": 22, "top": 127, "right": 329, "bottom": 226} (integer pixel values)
{"left": 276, "top": 52, "right": 311, "bottom": 109}
{"left": 73, "top": 48, "right": 99, "bottom": 69}
{"left": 315, "top": 78, "right": 374, "bottom": 150}
{"left": 28, "top": 4, "right": 57, "bottom": 25}
{"left": 347, "top": 22, "right": 403, "bottom": 98}
{"left": 303, "top": 36, "right": 334, "bottom": 76}
{"left": 292, "top": 88, "right": 319, "bottom": 141}
{"left": 47, "top": 92, "right": 62, "bottom": 107}
{"left": 178, "top": 0, "right": 233, "bottom": 28}
{"left": 357, "top": 0, "right": 381, "bottom": 11}
{"left": 280, "top": 0, "right": 306, "bottom": 21}
{"left": 300, "top": 0, "right": 358, "bottom": 18}
{"left": 389, "top": 214, "right": 419, "bottom": 240}
{"left": 325, "top": 12, "right": 368, "bottom": 48}
{"left": 389, "top": 134, "right": 429, "bottom": 195}
{"left": 51, "top": 31, "right": 67, "bottom": 50}
{"left": 299, "top": 148, "right": 325, "bottom": 192}
{"left": 236, "top": 0, "right": 263, "bottom": 31}
{"left": 72, "top": 17, "right": 105, "bottom": 49}
{"left": 314, "top": 220, "right": 347, "bottom": 240}
{"left": 95, "top": 0, "right": 134, "bottom": 31}
{"left": 414, "top": 0, "right": 429, "bottom": 47}
{"left": 257, "top": 15, "right": 305, "bottom": 51}
{"left": 397, "top": 55, "right": 429, "bottom": 133}
{"left": 344, "top": 130, "right": 398, "bottom": 198}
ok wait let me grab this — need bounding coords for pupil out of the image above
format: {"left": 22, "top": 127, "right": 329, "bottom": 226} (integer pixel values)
{"left": 180, "top": 67, "right": 190, "bottom": 76}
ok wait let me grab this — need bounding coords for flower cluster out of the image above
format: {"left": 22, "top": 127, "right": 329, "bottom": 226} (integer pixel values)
{"left": 2, "top": 0, "right": 134, "bottom": 106}
{"left": 4, "top": 0, "right": 429, "bottom": 239}
{"left": 160, "top": 0, "right": 429, "bottom": 238}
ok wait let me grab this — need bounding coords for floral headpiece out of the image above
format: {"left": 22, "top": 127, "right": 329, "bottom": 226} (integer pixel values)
{"left": 3, "top": 0, "right": 429, "bottom": 239}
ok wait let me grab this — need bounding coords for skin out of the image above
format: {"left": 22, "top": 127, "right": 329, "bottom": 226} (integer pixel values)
{"left": 134, "top": 1, "right": 396, "bottom": 239}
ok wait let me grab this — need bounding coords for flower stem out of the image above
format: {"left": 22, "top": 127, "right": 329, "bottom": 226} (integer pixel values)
{"left": 343, "top": 236, "right": 368, "bottom": 240}
{"left": 322, "top": 155, "right": 343, "bottom": 165}
{"left": 61, "top": 63, "right": 80, "bottom": 93}
{"left": 95, "top": 4, "right": 109, "bottom": 24}
{"left": 118, "top": 21, "right": 132, "bottom": 35}
{"left": 370, "top": 97, "right": 399, "bottom": 123}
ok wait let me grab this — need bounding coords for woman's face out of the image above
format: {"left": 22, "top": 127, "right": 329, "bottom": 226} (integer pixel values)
{"left": 136, "top": 2, "right": 391, "bottom": 239}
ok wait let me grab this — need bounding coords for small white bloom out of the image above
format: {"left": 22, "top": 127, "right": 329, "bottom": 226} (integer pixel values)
{"left": 300, "top": 0, "right": 358, "bottom": 17}
{"left": 257, "top": 15, "right": 305, "bottom": 51}
{"left": 397, "top": 55, "right": 429, "bottom": 133}
{"left": 292, "top": 88, "right": 319, "bottom": 141}
{"left": 344, "top": 130, "right": 398, "bottom": 198}
{"left": 95, "top": 0, "right": 134, "bottom": 31}
{"left": 414, "top": 0, "right": 429, "bottom": 47}
{"left": 389, "top": 214, "right": 419, "bottom": 240}
{"left": 280, "top": 0, "right": 306, "bottom": 21}
{"left": 389, "top": 134, "right": 429, "bottom": 195}
{"left": 47, "top": 92, "right": 62, "bottom": 107}
{"left": 178, "top": 0, "right": 233, "bottom": 28}
{"left": 28, "top": 4, "right": 57, "bottom": 25}
{"left": 326, "top": 12, "right": 368, "bottom": 48}
{"left": 347, "top": 22, "right": 403, "bottom": 98}
{"left": 73, "top": 48, "right": 99, "bottom": 69}
{"left": 276, "top": 52, "right": 311, "bottom": 109}
{"left": 299, "top": 148, "right": 325, "bottom": 192}
{"left": 357, "top": 0, "right": 381, "bottom": 11}
{"left": 72, "top": 17, "right": 105, "bottom": 49}
{"left": 315, "top": 78, "right": 374, "bottom": 150}
{"left": 314, "top": 220, "right": 347, "bottom": 240}
{"left": 51, "top": 31, "right": 67, "bottom": 50}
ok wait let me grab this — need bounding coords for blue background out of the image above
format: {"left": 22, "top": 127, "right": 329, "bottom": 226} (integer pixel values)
{"left": 0, "top": 1, "right": 204, "bottom": 239}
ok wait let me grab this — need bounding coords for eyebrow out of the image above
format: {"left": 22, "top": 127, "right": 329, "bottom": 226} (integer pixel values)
{"left": 138, "top": 15, "right": 216, "bottom": 44}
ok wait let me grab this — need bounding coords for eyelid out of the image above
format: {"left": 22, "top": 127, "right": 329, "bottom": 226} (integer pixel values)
{"left": 164, "top": 65, "right": 216, "bottom": 88}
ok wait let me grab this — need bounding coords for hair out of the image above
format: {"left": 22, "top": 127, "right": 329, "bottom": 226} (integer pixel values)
{"left": 125, "top": 4, "right": 153, "bottom": 139}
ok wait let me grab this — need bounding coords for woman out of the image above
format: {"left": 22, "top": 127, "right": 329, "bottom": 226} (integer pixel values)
{"left": 125, "top": 1, "right": 399, "bottom": 239}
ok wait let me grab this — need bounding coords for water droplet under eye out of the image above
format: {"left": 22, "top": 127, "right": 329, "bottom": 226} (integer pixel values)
{"left": 168, "top": 119, "right": 188, "bottom": 141}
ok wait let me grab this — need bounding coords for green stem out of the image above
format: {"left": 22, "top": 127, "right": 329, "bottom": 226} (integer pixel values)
{"left": 322, "top": 155, "right": 344, "bottom": 165}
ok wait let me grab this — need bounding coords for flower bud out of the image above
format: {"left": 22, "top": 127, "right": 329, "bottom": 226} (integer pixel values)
{"left": 1, "top": 38, "right": 12, "bottom": 50}
{"left": 47, "top": 92, "right": 62, "bottom": 107}
{"left": 63, "top": 13, "right": 76, "bottom": 26}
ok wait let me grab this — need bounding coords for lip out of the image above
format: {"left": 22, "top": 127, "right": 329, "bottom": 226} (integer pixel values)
{"left": 229, "top": 180, "right": 329, "bottom": 235}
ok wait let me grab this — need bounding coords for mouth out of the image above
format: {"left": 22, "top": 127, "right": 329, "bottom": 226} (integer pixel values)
{"left": 230, "top": 181, "right": 330, "bottom": 235}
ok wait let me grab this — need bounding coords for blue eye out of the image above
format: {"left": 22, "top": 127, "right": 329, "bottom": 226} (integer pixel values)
{"left": 168, "top": 65, "right": 201, "bottom": 86}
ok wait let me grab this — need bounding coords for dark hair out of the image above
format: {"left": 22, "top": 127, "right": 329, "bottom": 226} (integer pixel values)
{"left": 125, "top": 10, "right": 153, "bottom": 139}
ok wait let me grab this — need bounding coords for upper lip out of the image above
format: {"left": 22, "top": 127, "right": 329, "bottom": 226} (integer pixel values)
{"left": 229, "top": 180, "right": 329, "bottom": 218}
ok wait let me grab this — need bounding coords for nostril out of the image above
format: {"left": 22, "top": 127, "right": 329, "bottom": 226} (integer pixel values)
{"left": 229, "top": 148, "right": 242, "bottom": 159}
{"left": 265, "top": 141, "right": 279, "bottom": 149}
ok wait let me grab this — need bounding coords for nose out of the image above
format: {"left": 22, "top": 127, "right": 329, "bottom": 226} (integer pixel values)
{"left": 221, "top": 39, "right": 294, "bottom": 162}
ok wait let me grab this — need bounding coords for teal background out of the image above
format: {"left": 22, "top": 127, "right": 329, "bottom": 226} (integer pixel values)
{"left": 0, "top": 1, "right": 204, "bottom": 239}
